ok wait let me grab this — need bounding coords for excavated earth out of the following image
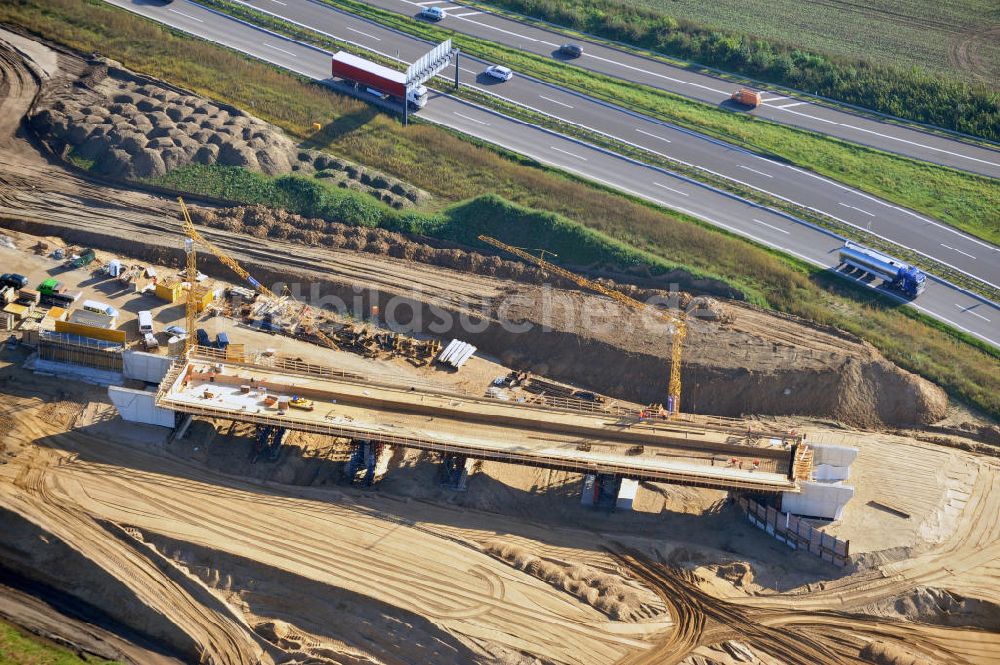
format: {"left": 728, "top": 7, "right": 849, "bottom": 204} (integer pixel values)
{"left": 28, "top": 54, "right": 426, "bottom": 208}
{"left": 0, "top": 34, "right": 948, "bottom": 429}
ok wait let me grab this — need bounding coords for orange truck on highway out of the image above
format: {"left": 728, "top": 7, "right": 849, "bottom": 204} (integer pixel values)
{"left": 731, "top": 88, "right": 762, "bottom": 107}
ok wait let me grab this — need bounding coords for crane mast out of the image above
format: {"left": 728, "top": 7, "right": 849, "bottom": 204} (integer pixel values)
{"left": 177, "top": 198, "right": 338, "bottom": 353}
{"left": 478, "top": 235, "right": 686, "bottom": 415}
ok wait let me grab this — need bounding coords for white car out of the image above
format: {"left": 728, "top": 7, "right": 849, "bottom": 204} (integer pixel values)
{"left": 484, "top": 65, "right": 513, "bottom": 82}
{"left": 165, "top": 325, "right": 187, "bottom": 337}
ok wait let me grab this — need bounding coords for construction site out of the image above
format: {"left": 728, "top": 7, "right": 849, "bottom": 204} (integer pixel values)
{"left": 0, "top": 21, "right": 999, "bottom": 665}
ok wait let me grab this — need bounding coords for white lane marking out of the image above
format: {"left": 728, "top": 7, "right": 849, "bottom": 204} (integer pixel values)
{"left": 635, "top": 128, "right": 671, "bottom": 143}
{"left": 579, "top": 51, "right": 730, "bottom": 95}
{"left": 453, "top": 10, "right": 482, "bottom": 17}
{"left": 779, "top": 107, "right": 838, "bottom": 125}
{"left": 455, "top": 16, "right": 538, "bottom": 41}
{"left": 263, "top": 42, "right": 296, "bottom": 57}
{"left": 345, "top": 26, "right": 382, "bottom": 40}
{"left": 539, "top": 94, "right": 573, "bottom": 109}
{"left": 956, "top": 304, "right": 991, "bottom": 322}
{"left": 759, "top": 96, "right": 788, "bottom": 103}
{"left": 841, "top": 123, "right": 1000, "bottom": 168}
{"left": 771, "top": 112, "right": 1000, "bottom": 170}
{"left": 941, "top": 244, "right": 976, "bottom": 259}
{"left": 653, "top": 182, "right": 689, "bottom": 196}
{"left": 775, "top": 101, "right": 807, "bottom": 109}
{"left": 168, "top": 8, "right": 204, "bottom": 22}
{"left": 837, "top": 202, "right": 875, "bottom": 217}
{"left": 752, "top": 219, "right": 790, "bottom": 234}
{"left": 268, "top": 0, "right": 287, "bottom": 6}
{"left": 459, "top": 67, "right": 477, "bottom": 74}
{"left": 550, "top": 146, "right": 587, "bottom": 161}
{"left": 738, "top": 164, "right": 774, "bottom": 178}
{"left": 453, "top": 111, "right": 488, "bottom": 125}
{"left": 416, "top": 1, "right": 447, "bottom": 5}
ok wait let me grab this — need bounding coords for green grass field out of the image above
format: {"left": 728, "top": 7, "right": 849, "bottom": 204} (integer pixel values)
{"left": 621, "top": 0, "right": 1000, "bottom": 85}
{"left": 3, "top": 0, "right": 998, "bottom": 417}
{"left": 0, "top": 620, "right": 122, "bottom": 665}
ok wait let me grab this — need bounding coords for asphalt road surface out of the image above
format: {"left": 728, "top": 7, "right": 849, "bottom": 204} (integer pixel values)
{"left": 188, "top": 0, "right": 1000, "bottom": 293}
{"left": 98, "top": 0, "right": 1000, "bottom": 347}
{"left": 368, "top": 0, "right": 1000, "bottom": 180}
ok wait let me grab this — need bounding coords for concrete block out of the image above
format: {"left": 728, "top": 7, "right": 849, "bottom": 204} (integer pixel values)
{"left": 616, "top": 479, "right": 639, "bottom": 511}
{"left": 782, "top": 481, "right": 855, "bottom": 520}
{"left": 108, "top": 386, "right": 176, "bottom": 427}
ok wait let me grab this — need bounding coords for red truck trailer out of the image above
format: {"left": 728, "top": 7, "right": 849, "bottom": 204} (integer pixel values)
{"left": 331, "top": 51, "right": 427, "bottom": 109}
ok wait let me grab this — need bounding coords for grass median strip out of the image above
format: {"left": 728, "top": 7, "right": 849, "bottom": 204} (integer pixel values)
{"left": 4, "top": 0, "right": 999, "bottom": 417}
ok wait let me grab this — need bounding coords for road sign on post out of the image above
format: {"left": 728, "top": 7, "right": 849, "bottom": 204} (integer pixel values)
{"left": 406, "top": 39, "right": 456, "bottom": 88}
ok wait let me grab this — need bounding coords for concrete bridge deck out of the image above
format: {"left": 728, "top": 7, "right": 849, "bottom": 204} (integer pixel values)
{"left": 156, "top": 356, "right": 803, "bottom": 492}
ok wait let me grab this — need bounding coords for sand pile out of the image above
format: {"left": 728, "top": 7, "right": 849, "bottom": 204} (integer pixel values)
{"left": 28, "top": 58, "right": 425, "bottom": 207}
{"left": 483, "top": 540, "right": 660, "bottom": 621}
{"left": 860, "top": 641, "right": 932, "bottom": 665}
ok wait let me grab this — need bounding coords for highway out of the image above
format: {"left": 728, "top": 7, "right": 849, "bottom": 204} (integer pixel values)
{"left": 99, "top": 0, "right": 1000, "bottom": 348}
{"left": 166, "top": 0, "right": 1000, "bottom": 293}
{"left": 366, "top": 0, "right": 1000, "bottom": 180}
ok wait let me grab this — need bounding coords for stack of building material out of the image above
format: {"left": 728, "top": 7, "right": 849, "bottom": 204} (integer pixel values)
{"left": 437, "top": 339, "right": 476, "bottom": 369}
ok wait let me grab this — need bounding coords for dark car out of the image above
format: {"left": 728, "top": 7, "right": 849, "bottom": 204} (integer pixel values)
{"left": 419, "top": 6, "right": 444, "bottom": 21}
{"left": 195, "top": 328, "right": 211, "bottom": 347}
{"left": 0, "top": 273, "right": 28, "bottom": 290}
{"left": 558, "top": 43, "right": 583, "bottom": 58}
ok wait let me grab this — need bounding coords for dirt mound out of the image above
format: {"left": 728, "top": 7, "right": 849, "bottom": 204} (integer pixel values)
{"left": 28, "top": 57, "right": 426, "bottom": 207}
{"left": 874, "top": 586, "right": 1000, "bottom": 631}
{"left": 860, "top": 641, "right": 932, "bottom": 665}
{"left": 483, "top": 540, "right": 662, "bottom": 621}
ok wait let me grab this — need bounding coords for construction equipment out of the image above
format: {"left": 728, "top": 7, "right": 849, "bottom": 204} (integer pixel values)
{"left": 479, "top": 235, "right": 687, "bottom": 415}
{"left": 289, "top": 396, "right": 315, "bottom": 411}
{"left": 177, "top": 198, "right": 338, "bottom": 353}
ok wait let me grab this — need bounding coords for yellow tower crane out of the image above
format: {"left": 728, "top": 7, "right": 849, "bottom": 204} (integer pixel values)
{"left": 177, "top": 198, "right": 339, "bottom": 353}
{"left": 479, "top": 235, "right": 686, "bottom": 416}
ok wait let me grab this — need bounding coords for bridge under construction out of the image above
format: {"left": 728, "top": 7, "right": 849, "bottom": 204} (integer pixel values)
{"left": 153, "top": 349, "right": 812, "bottom": 493}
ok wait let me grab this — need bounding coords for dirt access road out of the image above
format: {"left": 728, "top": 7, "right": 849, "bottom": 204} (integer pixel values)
{"left": 0, "top": 370, "right": 664, "bottom": 665}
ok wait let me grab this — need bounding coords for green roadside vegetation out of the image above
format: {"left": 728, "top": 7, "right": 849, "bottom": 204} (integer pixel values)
{"left": 0, "top": 619, "right": 122, "bottom": 665}
{"left": 3, "top": 0, "right": 999, "bottom": 418}
{"left": 300, "top": 0, "right": 1000, "bottom": 247}
{"left": 152, "top": 165, "right": 736, "bottom": 287}
{"left": 473, "top": 0, "right": 1000, "bottom": 141}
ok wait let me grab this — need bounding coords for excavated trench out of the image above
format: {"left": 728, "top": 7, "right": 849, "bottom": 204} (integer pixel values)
{"left": 0, "top": 214, "right": 946, "bottom": 429}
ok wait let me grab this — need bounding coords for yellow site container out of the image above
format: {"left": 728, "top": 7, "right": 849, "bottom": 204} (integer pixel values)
{"left": 155, "top": 281, "right": 184, "bottom": 303}
{"left": 193, "top": 286, "right": 214, "bottom": 312}
{"left": 54, "top": 320, "right": 127, "bottom": 343}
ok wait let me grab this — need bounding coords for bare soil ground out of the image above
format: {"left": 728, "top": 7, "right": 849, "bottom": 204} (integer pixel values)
{"left": 1, "top": 28, "right": 999, "bottom": 665}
